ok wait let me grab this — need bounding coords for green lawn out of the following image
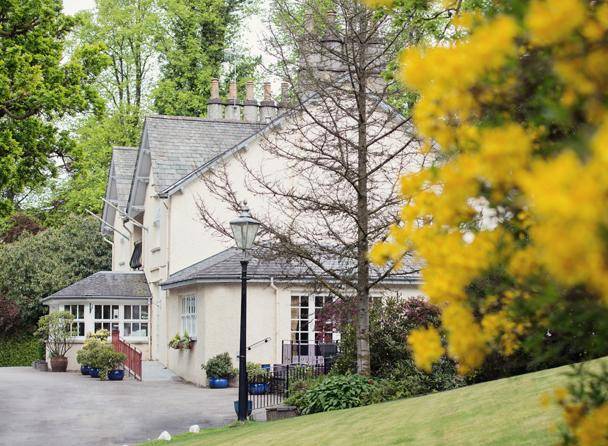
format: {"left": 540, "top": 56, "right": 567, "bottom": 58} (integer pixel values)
{"left": 142, "top": 358, "right": 606, "bottom": 446}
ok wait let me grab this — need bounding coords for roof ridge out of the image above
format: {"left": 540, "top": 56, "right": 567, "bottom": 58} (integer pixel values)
{"left": 146, "top": 114, "right": 265, "bottom": 125}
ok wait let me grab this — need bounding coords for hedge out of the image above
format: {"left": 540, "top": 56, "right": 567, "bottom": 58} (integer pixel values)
{"left": 0, "top": 334, "right": 44, "bottom": 367}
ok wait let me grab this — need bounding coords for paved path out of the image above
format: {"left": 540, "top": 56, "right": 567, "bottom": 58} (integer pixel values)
{"left": 0, "top": 367, "right": 238, "bottom": 446}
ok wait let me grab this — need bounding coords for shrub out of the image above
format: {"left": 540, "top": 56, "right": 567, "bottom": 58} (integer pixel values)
{"left": 0, "top": 334, "right": 44, "bottom": 366}
{"left": 34, "top": 311, "right": 75, "bottom": 358}
{"left": 202, "top": 352, "right": 236, "bottom": 379}
{"left": 87, "top": 343, "right": 126, "bottom": 380}
{"left": 0, "top": 295, "right": 20, "bottom": 335}
{"left": 289, "top": 374, "right": 382, "bottom": 415}
{"left": 246, "top": 362, "right": 267, "bottom": 382}
{"left": 76, "top": 335, "right": 106, "bottom": 366}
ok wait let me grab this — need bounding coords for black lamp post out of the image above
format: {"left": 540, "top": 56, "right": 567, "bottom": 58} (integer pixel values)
{"left": 230, "top": 203, "right": 260, "bottom": 422}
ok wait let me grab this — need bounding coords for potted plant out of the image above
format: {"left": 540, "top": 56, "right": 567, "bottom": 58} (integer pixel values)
{"left": 102, "top": 349, "right": 127, "bottom": 381}
{"left": 88, "top": 343, "right": 127, "bottom": 381}
{"left": 247, "top": 362, "right": 269, "bottom": 395}
{"left": 168, "top": 333, "right": 182, "bottom": 350}
{"left": 76, "top": 332, "right": 105, "bottom": 375}
{"left": 201, "top": 352, "right": 236, "bottom": 388}
{"left": 180, "top": 331, "right": 195, "bottom": 350}
{"left": 35, "top": 311, "right": 76, "bottom": 372}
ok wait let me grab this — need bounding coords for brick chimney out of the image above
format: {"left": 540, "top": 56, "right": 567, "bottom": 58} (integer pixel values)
{"left": 279, "top": 81, "right": 291, "bottom": 111}
{"left": 243, "top": 80, "right": 259, "bottom": 122}
{"left": 224, "top": 80, "right": 241, "bottom": 120}
{"left": 260, "top": 82, "right": 277, "bottom": 123}
{"left": 206, "top": 79, "right": 222, "bottom": 119}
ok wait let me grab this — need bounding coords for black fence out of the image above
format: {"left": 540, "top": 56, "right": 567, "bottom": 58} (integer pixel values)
{"left": 247, "top": 363, "right": 329, "bottom": 410}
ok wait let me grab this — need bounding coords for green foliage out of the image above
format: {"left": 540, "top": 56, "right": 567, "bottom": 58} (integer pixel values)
{"left": 0, "top": 333, "right": 44, "bottom": 366}
{"left": 0, "top": 215, "right": 111, "bottom": 327}
{"left": 246, "top": 362, "right": 267, "bottom": 381}
{"left": 152, "top": 0, "right": 255, "bottom": 116}
{"left": 34, "top": 311, "right": 75, "bottom": 358}
{"left": 76, "top": 330, "right": 110, "bottom": 365}
{"left": 87, "top": 342, "right": 126, "bottom": 380}
{"left": 557, "top": 363, "right": 608, "bottom": 445}
{"left": 169, "top": 332, "right": 182, "bottom": 349}
{"left": 202, "top": 352, "right": 237, "bottom": 378}
{"left": 46, "top": 110, "right": 141, "bottom": 219}
{"left": 288, "top": 374, "right": 383, "bottom": 415}
{"left": 0, "top": 0, "right": 107, "bottom": 219}
{"left": 330, "top": 297, "right": 440, "bottom": 375}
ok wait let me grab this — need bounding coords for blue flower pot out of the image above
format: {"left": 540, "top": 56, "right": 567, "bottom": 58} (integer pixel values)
{"left": 234, "top": 400, "right": 253, "bottom": 417}
{"left": 248, "top": 383, "right": 268, "bottom": 395}
{"left": 208, "top": 377, "right": 229, "bottom": 388}
{"left": 89, "top": 367, "right": 100, "bottom": 378}
{"left": 108, "top": 369, "right": 125, "bottom": 381}
{"left": 80, "top": 365, "right": 90, "bottom": 375}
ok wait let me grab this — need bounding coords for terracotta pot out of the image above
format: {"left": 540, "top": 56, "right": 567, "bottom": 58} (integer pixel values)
{"left": 50, "top": 356, "right": 68, "bottom": 372}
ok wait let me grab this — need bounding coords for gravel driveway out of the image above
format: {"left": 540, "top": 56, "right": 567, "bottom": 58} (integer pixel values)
{"left": 0, "top": 367, "right": 238, "bottom": 446}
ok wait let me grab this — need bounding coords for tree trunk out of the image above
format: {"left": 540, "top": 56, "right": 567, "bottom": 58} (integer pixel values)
{"left": 356, "top": 11, "right": 371, "bottom": 376}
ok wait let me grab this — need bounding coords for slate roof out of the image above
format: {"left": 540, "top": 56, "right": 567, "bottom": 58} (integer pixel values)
{"left": 161, "top": 248, "right": 421, "bottom": 289}
{"left": 42, "top": 272, "right": 151, "bottom": 302}
{"left": 145, "top": 116, "right": 266, "bottom": 194}
{"left": 112, "top": 146, "right": 138, "bottom": 210}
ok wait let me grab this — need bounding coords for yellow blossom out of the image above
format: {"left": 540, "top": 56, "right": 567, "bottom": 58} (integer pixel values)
{"left": 407, "top": 326, "right": 445, "bottom": 372}
{"left": 526, "top": 0, "right": 586, "bottom": 46}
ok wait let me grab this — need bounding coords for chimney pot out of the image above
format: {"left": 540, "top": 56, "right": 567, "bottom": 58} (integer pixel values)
{"left": 260, "top": 81, "right": 277, "bottom": 122}
{"left": 263, "top": 82, "right": 272, "bottom": 101}
{"left": 224, "top": 80, "right": 241, "bottom": 120}
{"left": 211, "top": 79, "right": 220, "bottom": 99}
{"left": 207, "top": 78, "right": 222, "bottom": 119}
{"left": 246, "top": 81, "right": 254, "bottom": 101}
{"left": 243, "top": 80, "right": 259, "bottom": 122}
{"left": 229, "top": 80, "right": 237, "bottom": 101}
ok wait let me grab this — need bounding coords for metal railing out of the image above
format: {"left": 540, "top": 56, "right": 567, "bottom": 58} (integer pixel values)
{"left": 111, "top": 329, "right": 142, "bottom": 380}
{"left": 248, "top": 363, "right": 329, "bottom": 410}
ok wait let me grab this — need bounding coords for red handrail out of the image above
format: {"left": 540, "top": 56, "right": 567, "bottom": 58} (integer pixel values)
{"left": 111, "top": 329, "right": 142, "bottom": 381}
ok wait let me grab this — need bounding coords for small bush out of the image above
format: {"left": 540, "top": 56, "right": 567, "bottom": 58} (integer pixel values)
{"left": 0, "top": 334, "right": 44, "bottom": 366}
{"left": 289, "top": 374, "right": 382, "bottom": 415}
{"left": 202, "top": 352, "right": 237, "bottom": 379}
{"left": 87, "top": 343, "right": 126, "bottom": 380}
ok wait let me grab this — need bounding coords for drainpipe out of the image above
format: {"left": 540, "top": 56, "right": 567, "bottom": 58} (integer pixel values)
{"left": 270, "top": 277, "right": 280, "bottom": 364}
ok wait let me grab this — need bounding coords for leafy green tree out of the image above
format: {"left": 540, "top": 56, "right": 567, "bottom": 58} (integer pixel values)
{"left": 0, "top": 215, "right": 111, "bottom": 328}
{"left": 45, "top": 109, "right": 140, "bottom": 220}
{"left": 0, "top": 0, "right": 108, "bottom": 220}
{"left": 152, "top": 0, "right": 253, "bottom": 116}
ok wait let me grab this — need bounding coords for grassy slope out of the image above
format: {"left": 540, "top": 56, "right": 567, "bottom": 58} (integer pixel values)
{"left": 142, "top": 358, "right": 605, "bottom": 446}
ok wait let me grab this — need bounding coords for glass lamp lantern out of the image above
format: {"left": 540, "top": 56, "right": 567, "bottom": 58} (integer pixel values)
{"left": 230, "top": 203, "right": 260, "bottom": 250}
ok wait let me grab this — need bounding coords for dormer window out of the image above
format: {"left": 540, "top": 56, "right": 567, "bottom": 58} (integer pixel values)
{"left": 130, "top": 241, "right": 142, "bottom": 269}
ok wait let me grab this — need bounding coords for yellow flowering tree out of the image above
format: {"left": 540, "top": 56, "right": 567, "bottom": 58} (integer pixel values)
{"left": 364, "top": 0, "right": 608, "bottom": 443}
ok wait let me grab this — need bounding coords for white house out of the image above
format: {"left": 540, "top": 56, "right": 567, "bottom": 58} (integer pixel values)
{"left": 42, "top": 77, "right": 422, "bottom": 385}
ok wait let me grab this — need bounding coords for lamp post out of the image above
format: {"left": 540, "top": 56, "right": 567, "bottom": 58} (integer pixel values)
{"left": 230, "top": 203, "right": 260, "bottom": 422}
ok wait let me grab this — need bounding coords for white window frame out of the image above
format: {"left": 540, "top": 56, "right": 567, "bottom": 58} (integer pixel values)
{"left": 93, "top": 304, "right": 120, "bottom": 333}
{"left": 64, "top": 304, "right": 85, "bottom": 338}
{"left": 123, "top": 304, "right": 149, "bottom": 338}
{"left": 180, "top": 296, "right": 197, "bottom": 338}
{"left": 290, "top": 294, "right": 335, "bottom": 346}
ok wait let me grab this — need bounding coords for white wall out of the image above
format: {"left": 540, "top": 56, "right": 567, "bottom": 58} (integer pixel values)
{"left": 163, "top": 282, "right": 422, "bottom": 386}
